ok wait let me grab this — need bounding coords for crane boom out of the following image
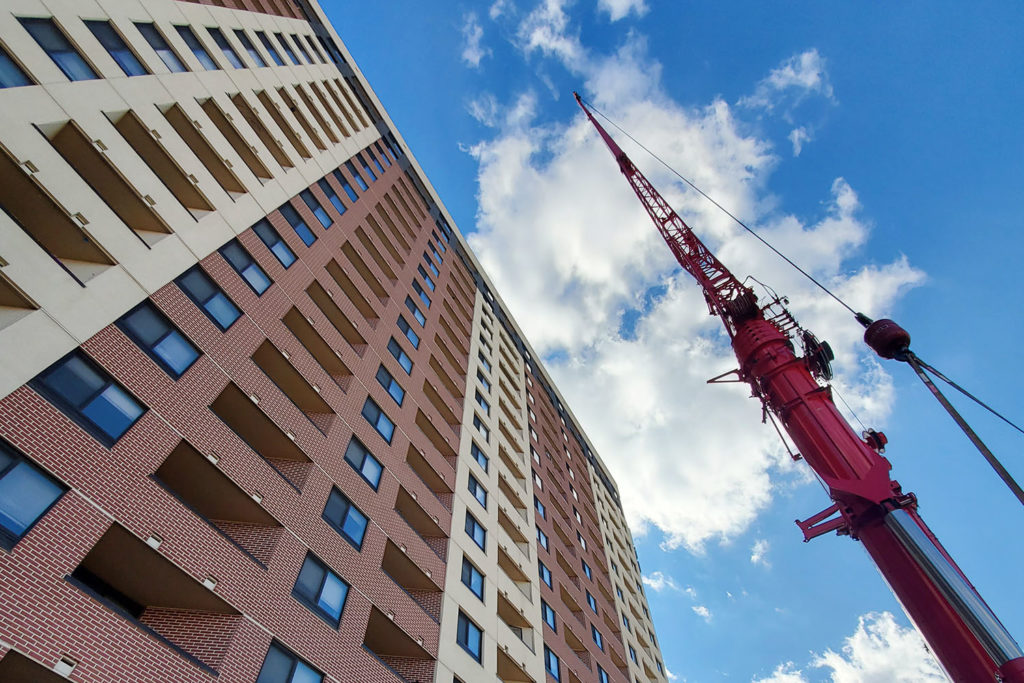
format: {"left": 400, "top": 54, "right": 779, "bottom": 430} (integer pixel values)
{"left": 575, "top": 93, "right": 1024, "bottom": 682}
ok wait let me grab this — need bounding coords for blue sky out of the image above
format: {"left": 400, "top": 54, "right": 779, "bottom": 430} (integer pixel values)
{"left": 322, "top": 1, "right": 1024, "bottom": 680}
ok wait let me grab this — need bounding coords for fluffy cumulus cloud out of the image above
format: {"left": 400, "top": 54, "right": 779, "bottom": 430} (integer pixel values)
{"left": 692, "top": 605, "right": 712, "bottom": 622}
{"left": 753, "top": 612, "right": 948, "bottom": 682}
{"left": 750, "top": 538, "right": 770, "bottom": 567}
{"left": 466, "top": 3, "right": 923, "bottom": 552}
{"left": 598, "top": 0, "right": 649, "bottom": 21}
{"left": 460, "top": 12, "right": 491, "bottom": 68}
{"left": 741, "top": 48, "right": 835, "bottom": 112}
{"left": 642, "top": 570, "right": 682, "bottom": 592}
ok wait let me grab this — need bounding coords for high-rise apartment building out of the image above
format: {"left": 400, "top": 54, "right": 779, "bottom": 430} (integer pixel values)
{"left": 0, "top": 1, "right": 668, "bottom": 681}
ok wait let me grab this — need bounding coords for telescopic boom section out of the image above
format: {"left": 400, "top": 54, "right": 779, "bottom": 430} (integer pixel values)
{"left": 574, "top": 92, "right": 1024, "bottom": 682}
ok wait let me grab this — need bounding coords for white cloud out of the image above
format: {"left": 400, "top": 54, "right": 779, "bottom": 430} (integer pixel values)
{"left": 467, "top": 92, "right": 500, "bottom": 127}
{"left": 460, "top": 12, "right": 491, "bottom": 68}
{"left": 515, "top": 0, "right": 586, "bottom": 66}
{"left": 666, "top": 668, "right": 679, "bottom": 681}
{"left": 750, "top": 539, "right": 770, "bottom": 567}
{"left": 753, "top": 663, "right": 806, "bottom": 683}
{"left": 692, "top": 605, "right": 712, "bottom": 622}
{"left": 489, "top": 0, "right": 512, "bottom": 20}
{"left": 642, "top": 570, "right": 683, "bottom": 592}
{"left": 598, "top": 0, "right": 649, "bottom": 21}
{"left": 741, "top": 48, "right": 835, "bottom": 112}
{"left": 754, "top": 613, "right": 948, "bottom": 682}
{"left": 467, "top": 4, "right": 922, "bottom": 553}
{"left": 789, "top": 126, "right": 812, "bottom": 156}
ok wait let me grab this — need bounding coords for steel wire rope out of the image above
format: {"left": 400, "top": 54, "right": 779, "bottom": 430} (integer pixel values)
{"left": 579, "top": 96, "right": 863, "bottom": 319}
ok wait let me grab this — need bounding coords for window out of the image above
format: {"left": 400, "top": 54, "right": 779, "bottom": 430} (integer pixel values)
{"left": 586, "top": 591, "right": 597, "bottom": 613}
{"left": 544, "top": 646, "right": 560, "bottom": 681}
{"left": 429, "top": 241, "right": 443, "bottom": 264}
{"left": 358, "top": 153, "right": 376, "bottom": 182}
{"left": 361, "top": 398, "right": 394, "bottom": 444}
{"left": 657, "top": 660, "right": 664, "bottom": 674}
{"left": 534, "top": 496, "right": 546, "bottom": 519}
{"left": 344, "top": 437, "right": 382, "bottom": 489}
{"left": 252, "top": 219, "right": 296, "bottom": 267}
{"left": 396, "top": 316, "right": 419, "bottom": 349}
{"left": 292, "top": 552, "right": 348, "bottom": 627}
{"left": 476, "top": 370, "right": 490, "bottom": 392}
{"left": 374, "top": 141, "right": 392, "bottom": 167}
{"left": 541, "top": 600, "right": 556, "bottom": 631}
{"left": 117, "top": 301, "right": 199, "bottom": 378}
{"left": 291, "top": 34, "right": 313, "bottom": 64}
{"left": 375, "top": 365, "right": 404, "bottom": 405}
{"left": 538, "top": 560, "right": 552, "bottom": 587}
{"left": 598, "top": 666, "right": 610, "bottom": 683}
{"left": 387, "top": 338, "right": 413, "bottom": 374}
{"left": 0, "top": 44, "right": 31, "bottom": 88}
{"left": 582, "top": 559, "right": 592, "bottom": 580}
{"left": 206, "top": 27, "right": 242, "bottom": 68}
{"left": 233, "top": 29, "right": 266, "bottom": 67}
{"left": 404, "top": 297, "right": 426, "bottom": 326}
{"left": 279, "top": 203, "right": 316, "bottom": 246}
{"left": 578, "top": 532, "right": 588, "bottom": 552}
{"left": 611, "top": 560, "right": 618, "bottom": 574}
{"left": 468, "top": 474, "right": 487, "bottom": 508}
{"left": 305, "top": 35, "right": 326, "bottom": 64}
{"left": 536, "top": 526, "right": 548, "bottom": 551}
{"left": 274, "top": 32, "right": 300, "bottom": 65}
{"left": 413, "top": 280, "right": 431, "bottom": 308}
{"left": 473, "top": 414, "right": 489, "bottom": 442}
{"left": 573, "top": 508, "right": 582, "bottom": 524}
{"left": 345, "top": 161, "right": 368, "bottom": 191}
{"left": 21, "top": 18, "right": 97, "bottom": 81}
{"left": 322, "top": 487, "right": 368, "bottom": 549}
{"left": 220, "top": 240, "right": 271, "bottom": 294}
{"left": 461, "top": 557, "right": 484, "bottom": 600}
{"left": 174, "top": 25, "right": 218, "bottom": 70}
{"left": 464, "top": 511, "right": 485, "bottom": 550}
{"left": 256, "top": 642, "right": 322, "bottom": 683}
{"left": 317, "top": 178, "right": 346, "bottom": 215}
{"left": 475, "top": 391, "right": 489, "bottom": 415}
{"left": 591, "top": 624, "right": 604, "bottom": 651}
{"left": 432, "top": 230, "right": 447, "bottom": 253}
{"left": 300, "top": 189, "right": 332, "bottom": 228}
{"left": 477, "top": 352, "right": 491, "bottom": 373}
{"left": 0, "top": 440, "right": 65, "bottom": 549}
{"left": 622, "top": 614, "right": 630, "bottom": 631}
{"left": 135, "top": 23, "right": 186, "bottom": 72}
{"left": 628, "top": 645, "right": 637, "bottom": 663}
{"left": 532, "top": 447, "right": 540, "bottom": 464}
{"left": 30, "top": 351, "right": 145, "bottom": 446}
{"left": 333, "top": 168, "right": 358, "bottom": 202}
{"left": 456, "top": 611, "right": 482, "bottom": 663}
{"left": 616, "top": 586, "right": 624, "bottom": 601}
{"left": 533, "top": 471, "right": 542, "bottom": 490}
{"left": 470, "top": 442, "right": 488, "bottom": 472}
{"left": 85, "top": 21, "right": 148, "bottom": 76}
{"left": 256, "top": 31, "right": 284, "bottom": 66}
{"left": 423, "top": 252, "right": 440, "bottom": 278}
{"left": 367, "top": 147, "right": 385, "bottom": 174}
{"left": 176, "top": 266, "right": 241, "bottom": 331}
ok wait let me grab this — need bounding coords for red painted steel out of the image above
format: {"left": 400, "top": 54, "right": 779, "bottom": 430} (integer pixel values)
{"left": 575, "top": 92, "right": 1023, "bottom": 682}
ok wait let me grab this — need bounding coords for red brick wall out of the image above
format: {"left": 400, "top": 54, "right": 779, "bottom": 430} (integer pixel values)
{"left": 0, "top": 141, "right": 470, "bottom": 682}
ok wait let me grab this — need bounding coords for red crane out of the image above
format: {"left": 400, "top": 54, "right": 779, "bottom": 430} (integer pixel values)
{"left": 575, "top": 92, "right": 1024, "bottom": 682}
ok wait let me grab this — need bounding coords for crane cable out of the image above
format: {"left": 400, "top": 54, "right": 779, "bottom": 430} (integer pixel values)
{"left": 579, "top": 96, "right": 862, "bottom": 319}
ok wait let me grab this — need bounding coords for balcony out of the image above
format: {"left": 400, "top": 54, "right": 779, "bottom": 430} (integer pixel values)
{"left": 68, "top": 524, "right": 241, "bottom": 675}
{"left": 381, "top": 539, "right": 442, "bottom": 622}
{"left": 362, "top": 606, "right": 435, "bottom": 683}
{"left": 153, "top": 441, "right": 282, "bottom": 566}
